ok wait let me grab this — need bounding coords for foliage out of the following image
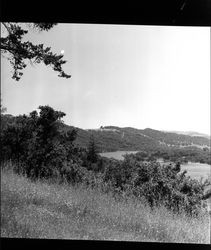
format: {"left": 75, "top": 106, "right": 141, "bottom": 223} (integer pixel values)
{"left": 2, "top": 167, "right": 209, "bottom": 243}
{"left": 1, "top": 106, "right": 210, "bottom": 217}
{"left": 100, "top": 154, "right": 206, "bottom": 216}
{"left": 1, "top": 106, "right": 77, "bottom": 179}
{"left": 72, "top": 126, "right": 210, "bottom": 164}
{"left": 86, "top": 135, "right": 99, "bottom": 164}
{"left": 0, "top": 22, "right": 71, "bottom": 80}
{"left": 134, "top": 147, "right": 211, "bottom": 165}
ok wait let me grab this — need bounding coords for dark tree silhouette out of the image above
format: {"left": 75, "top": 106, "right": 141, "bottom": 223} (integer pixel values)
{"left": 0, "top": 22, "right": 71, "bottom": 81}
{"left": 87, "top": 135, "right": 98, "bottom": 163}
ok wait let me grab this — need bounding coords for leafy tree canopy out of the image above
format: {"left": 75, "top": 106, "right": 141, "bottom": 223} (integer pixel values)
{"left": 1, "top": 22, "right": 71, "bottom": 81}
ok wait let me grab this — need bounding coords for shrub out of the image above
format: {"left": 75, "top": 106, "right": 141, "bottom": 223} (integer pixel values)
{"left": 98, "top": 154, "right": 207, "bottom": 216}
{"left": 1, "top": 106, "right": 78, "bottom": 181}
{"left": 1, "top": 106, "right": 209, "bottom": 217}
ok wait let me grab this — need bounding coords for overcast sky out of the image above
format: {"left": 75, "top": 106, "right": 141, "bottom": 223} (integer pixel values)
{"left": 1, "top": 24, "right": 210, "bottom": 135}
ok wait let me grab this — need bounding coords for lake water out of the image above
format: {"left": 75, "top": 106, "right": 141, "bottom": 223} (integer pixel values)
{"left": 100, "top": 151, "right": 139, "bottom": 160}
{"left": 100, "top": 151, "right": 211, "bottom": 180}
{"left": 180, "top": 162, "right": 210, "bottom": 180}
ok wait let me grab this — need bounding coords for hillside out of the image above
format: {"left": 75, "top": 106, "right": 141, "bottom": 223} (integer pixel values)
{"left": 164, "top": 130, "right": 210, "bottom": 140}
{"left": 1, "top": 109, "right": 210, "bottom": 243}
{"left": 1, "top": 168, "right": 209, "bottom": 243}
{"left": 70, "top": 125, "right": 210, "bottom": 153}
{"left": 1, "top": 114, "right": 210, "bottom": 153}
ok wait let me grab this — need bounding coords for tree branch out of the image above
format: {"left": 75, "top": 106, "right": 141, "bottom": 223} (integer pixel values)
{"left": 2, "top": 22, "right": 11, "bottom": 35}
{"left": 0, "top": 23, "right": 71, "bottom": 80}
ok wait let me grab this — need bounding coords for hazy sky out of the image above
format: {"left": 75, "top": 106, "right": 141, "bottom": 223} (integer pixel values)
{"left": 1, "top": 24, "right": 210, "bottom": 135}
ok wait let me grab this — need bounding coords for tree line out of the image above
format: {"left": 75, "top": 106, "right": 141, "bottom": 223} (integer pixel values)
{"left": 133, "top": 147, "right": 211, "bottom": 165}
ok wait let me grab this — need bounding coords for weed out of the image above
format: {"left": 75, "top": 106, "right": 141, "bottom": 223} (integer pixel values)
{"left": 1, "top": 168, "right": 210, "bottom": 243}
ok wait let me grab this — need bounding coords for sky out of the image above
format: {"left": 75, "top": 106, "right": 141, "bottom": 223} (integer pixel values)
{"left": 1, "top": 23, "right": 210, "bottom": 135}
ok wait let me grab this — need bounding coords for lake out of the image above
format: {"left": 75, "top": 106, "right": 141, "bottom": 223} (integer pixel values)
{"left": 100, "top": 151, "right": 139, "bottom": 160}
{"left": 99, "top": 151, "right": 211, "bottom": 180}
{"left": 180, "top": 162, "right": 210, "bottom": 180}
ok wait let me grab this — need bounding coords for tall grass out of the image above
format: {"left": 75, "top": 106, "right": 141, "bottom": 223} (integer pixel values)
{"left": 1, "top": 166, "right": 210, "bottom": 243}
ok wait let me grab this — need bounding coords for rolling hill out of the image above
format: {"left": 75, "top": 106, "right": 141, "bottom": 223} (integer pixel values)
{"left": 70, "top": 125, "right": 210, "bottom": 153}
{"left": 1, "top": 113, "right": 210, "bottom": 153}
{"left": 163, "top": 130, "right": 210, "bottom": 140}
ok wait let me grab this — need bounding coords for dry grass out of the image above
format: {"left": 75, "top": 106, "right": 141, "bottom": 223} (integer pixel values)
{"left": 1, "top": 167, "right": 210, "bottom": 243}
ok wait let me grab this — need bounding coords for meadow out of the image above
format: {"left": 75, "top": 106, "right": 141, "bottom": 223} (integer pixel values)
{"left": 1, "top": 167, "right": 210, "bottom": 243}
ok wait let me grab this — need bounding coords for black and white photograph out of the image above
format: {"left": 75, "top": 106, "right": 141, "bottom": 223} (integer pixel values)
{"left": 1, "top": 19, "right": 210, "bottom": 245}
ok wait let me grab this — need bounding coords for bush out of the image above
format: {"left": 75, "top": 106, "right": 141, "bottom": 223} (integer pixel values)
{"left": 1, "top": 106, "right": 209, "bottom": 217}
{"left": 98, "top": 154, "right": 206, "bottom": 216}
{"left": 1, "top": 106, "right": 78, "bottom": 181}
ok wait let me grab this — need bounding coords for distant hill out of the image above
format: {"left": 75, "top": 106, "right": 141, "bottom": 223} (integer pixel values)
{"left": 70, "top": 125, "right": 210, "bottom": 152}
{"left": 163, "top": 130, "right": 210, "bottom": 140}
{"left": 2, "top": 114, "right": 210, "bottom": 153}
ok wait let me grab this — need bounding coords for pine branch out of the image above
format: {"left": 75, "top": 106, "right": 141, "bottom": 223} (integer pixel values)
{"left": 0, "top": 23, "right": 71, "bottom": 81}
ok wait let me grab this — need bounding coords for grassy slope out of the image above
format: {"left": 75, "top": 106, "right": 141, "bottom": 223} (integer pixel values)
{"left": 1, "top": 168, "right": 210, "bottom": 243}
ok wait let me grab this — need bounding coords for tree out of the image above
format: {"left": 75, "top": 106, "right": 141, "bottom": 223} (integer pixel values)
{"left": 87, "top": 135, "right": 98, "bottom": 163}
{"left": 0, "top": 114, "right": 32, "bottom": 169}
{"left": 25, "top": 105, "right": 67, "bottom": 178}
{"left": 0, "top": 105, "right": 78, "bottom": 179}
{"left": 0, "top": 22, "right": 71, "bottom": 81}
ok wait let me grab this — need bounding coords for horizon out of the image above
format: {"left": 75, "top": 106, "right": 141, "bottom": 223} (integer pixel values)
{"left": 1, "top": 108, "right": 211, "bottom": 137}
{"left": 84, "top": 126, "right": 211, "bottom": 137}
{"left": 1, "top": 24, "right": 210, "bottom": 135}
